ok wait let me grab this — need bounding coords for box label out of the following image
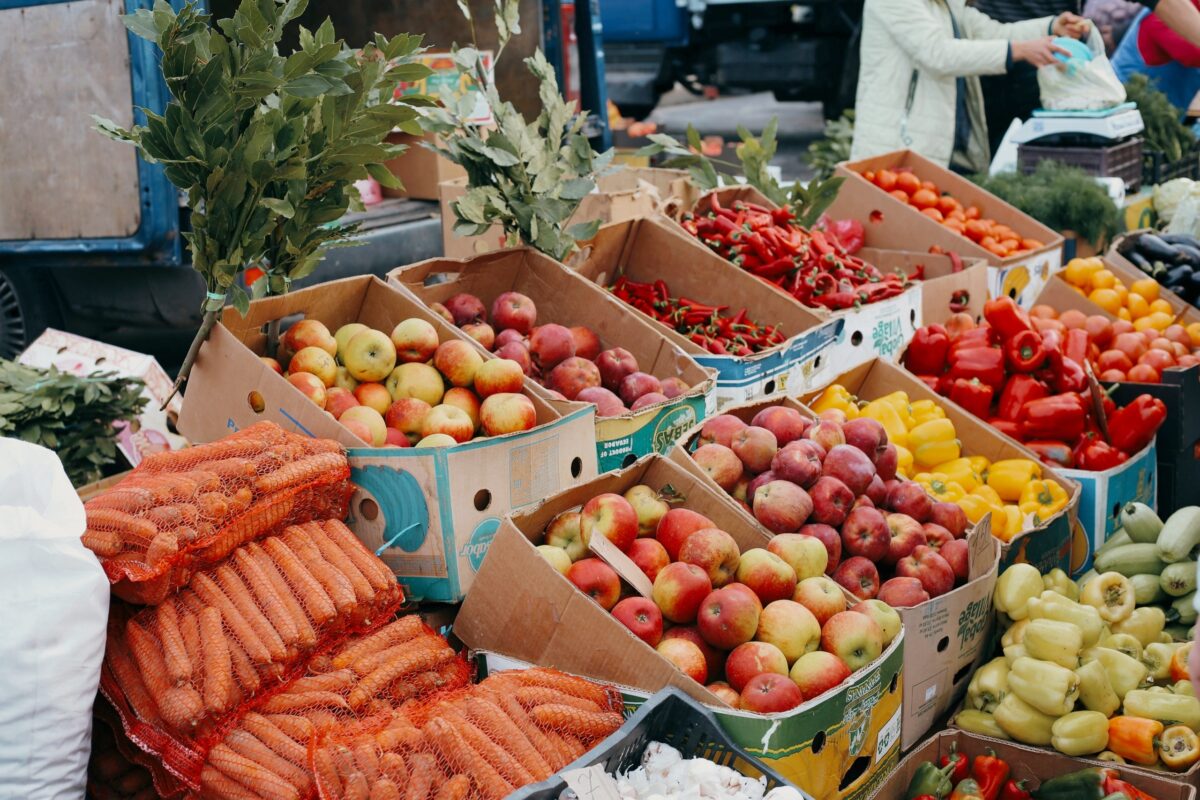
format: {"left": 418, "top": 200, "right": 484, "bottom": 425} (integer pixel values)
{"left": 989, "top": 248, "right": 1064, "bottom": 309}
{"left": 596, "top": 394, "right": 709, "bottom": 472}
{"left": 831, "top": 288, "right": 922, "bottom": 373}
{"left": 696, "top": 321, "right": 843, "bottom": 408}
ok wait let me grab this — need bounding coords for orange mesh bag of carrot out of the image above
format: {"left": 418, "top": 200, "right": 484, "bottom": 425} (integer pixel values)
{"left": 81, "top": 422, "right": 354, "bottom": 604}
{"left": 100, "top": 519, "right": 403, "bottom": 786}
{"left": 310, "top": 667, "right": 625, "bottom": 800}
{"left": 89, "top": 703, "right": 186, "bottom": 800}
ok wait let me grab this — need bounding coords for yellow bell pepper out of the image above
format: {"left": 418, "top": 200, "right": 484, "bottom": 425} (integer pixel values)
{"left": 1159, "top": 725, "right": 1200, "bottom": 770}
{"left": 1001, "top": 618, "right": 1030, "bottom": 648}
{"left": 995, "top": 505, "right": 1023, "bottom": 541}
{"left": 966, "top": 657, "right": 1010, "bottom": 712}
{"left": 932, "top": 457, "right": 982, "bottom": 491}
{"left": 860, "top": 399, "right": 907, "bottom": 448}
{"left": 1052, "top": 711, "right": 1110, "bottom": 756}
{"left": 960, "top": 496, "right": 1002, "bottom": 533}
{"left": 1081, "top": 572, "right": 1136, "bottom": 623}
{"left": 1111, "top": 606, "right": 1166, "bottom": 647}
{"left": 1175, "top": 680, "right": 1196, "bottom": 697}
{"left": 874, "top": 390, "right": 913, "bottom": 428}
{"left": 1096, "top": 751, "right": 1127, "bottom": 764}
{"left": 1028, "top": 591, "right": 1102, "bottom": 647}
{"left": 811, "top": 384, "right": 857, "bottom": 417}
{"left": 1124, "top": 689, "right": 1200, "bottom": 731}
{"left": 1143, "top": 642, "right": 1182, "bottom": 681}
{"left": 972, "top": 484, "right": 1003, "bottom": 506}
{"left": 995, "top": 564, "right": 1046, "bottom": 621}
{"left": 909, "top": 398, "right": 945, "bottom": 427}
{"left": 954, "top": 709, "right": 1011, "bottom": 740}
{"left": 966, "top": 455, "right": 991, "bottom": 479}
{"left": 994, "top": 693, "right": 1056, "bottom": 746}
{"left": 1004, "top": 643, "right": 1029, "bottom": 666}
{"left": 916, "top": 474, "right": 966, "bottom": 504}
{"left": 1100, "top": 632, "right": 1143, "bottom": 662}
{"left": 985, "top": 459, "right": 1042, "bottom": 502}
{"left": 1009, "top": 657, "right": 1081, "bottom": 716}
{"left": 893, "top": 444, "right": 914, "bottom": 478}
{"left": 1024, "top": 619, "right": 1084, "bottom": 668}
{"left": 1075, "top": 659, "right": 1121, "bottom": 717}
{"left": 1086, "top": 646, "right": 1148, "bottom": 700}
{"left": 1018, "top": 480, "right": 1069, "bottom": 524}
{"left": 909, "top": 418, "right": 960, "bottom": 468}
{"left": 1042, "top": 568, "right": 1080, "bottom": 601}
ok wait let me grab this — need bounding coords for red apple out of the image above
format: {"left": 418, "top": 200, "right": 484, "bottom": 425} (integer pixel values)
{"left": 731, "top": 426, "right": 778, "bottom": 474}
{"left": 495, "top": 341, "right": 533, "bottom": 376}
{"left": 809, "top": 476, "right": 854, "bottom": 527}
{"left": 885, "top": 481, "right": 933, "bottom": 522}
{"left": 282, "top": 318, "right": 336, "bottom": 357}
{"left": 662, "top": 626, "right": 726, "bottom": 682}
{"left": 852, "top": 598, "right": 902, "bottom": 646}
{"left": 624, "top": 484, "right": 669, "bottom": 536}
{"left": 832, "top": 556, "right": 880, "bottom": 600}
{"left": 491, "top": 291, "right": 537, "bottom": 334}
{"left": 735, "top": 548, "right": 797, "bottom": 604}
{"left": 789, "top": 650, "right": 852, "bottom": 700}
{"left": 746, "top": 471, "right": 777, "bottom": 507}
{"left": 495, "top": 328, "right": 526, "bottom": 350}
{"left": 570, "top": 326, "right": 601, "bottom": 361}
{"left": 767, "top": 534, "right": 828, "bottom": 582}
{"left": 429, "top": 302, "right": 454, "bottom": 326}
{"left": 725, "top": 641, "right": 788, "bottom": 693}
{"left": 479, "top": 392, "right": 537, "bottom": 436}
{"left": 884, "top": 513, "right": 928, "bottom": 566}
{"left": 260, "top": 356, "right": 284, "bottom": 375}
{"left": 771, "top": 441, "right": 822, "bottom": 489}
{"left": 341, "top": 417, "right": 374, "bottom": 444}
{"left": 751, "top": 406, "right": 810, "bottom": 447}
{"left": 290, "top": 346, "right": 338, "bottom": 386}
{"left": 693, "top": 444, "right": 744, "bottom": 492}
{"left": 547, "top": 357, "right": 601, "bottom": 400}
{"left": 753, "top": 481, "right": 813, "bottom": 534}
{"left": 697, "top": 586, "right": 762, "bottom": 650}
{"left": 545, "top": 511, "right": 586, "bottom": 561}
{"left": 341, "top": 406, "right": 386, "bottom": 446}
{"left": 384, "top": 427, "right": 411, "bottom": 447}
{"left": 462, "top": 322, "right": 495, "bottom": 351}
{"left": 421, "top": 404, "right": 475, "bottom": 443}
{"left": 792, "top": 576, "right": 847, "bottom": 626}
{"left": 679, "top": 528, "right": 741, "bottom": 587}
{"left": 652, "top": 562, "right": 713, "bottom": 624}
{"left": 940, "top": 538, "right": 969, "bottom": 582}
{"left": 852, "top": 495, "right": 875, "bottom": 511}
{"left": 631, "top": 392, "right": 670, "bottom": 412}
{"left": 434, "top": 340, "right": 484, "bottom": 388}
{"left": 343, "top": 330, "right": 398, "bottom": 383}
{"left": 597, "top": 347, "right": 639, "bottom": 393}
{"left": 619, "top": 372, "right": 663, "bottom": 407}
{"left": 922, "top": 523, "right": 955, "bottom": 552}
{"left": 580, "top": 493, "right": 639, "bottom": 553}
{"left": 660, "top": 376, "right": 689, "bottom": 399}
{"left": 612, "top": 597, "right": 663, "bottom": 647}
{"left": 842, "top": 417, "right": 888, "bottom": 462}
{"left": 818, "top": 408, "right": 848, "bottom": 424}
{"left": 566, "top": 558, "right": 621, "bottom": 609}
{"left": 706, "top": 682, "right": 741, "bottom": 708}
{"left": 324, "top": 386, "right": 359, "bottom": 420}
{"left": 874, "top": 444, "right": 899, "bottom": 481}
{"left": 877, "top": 576, "right": 930, "bottom": 607}
{"left": 697, "top": 414, "right": 748, "bottom": 448}
{"left": 896, "top": 545, "right": 955, "bottom": 598}
{"left": 656, "top": 638, "right": 708, "bottom": 684}
{"left": 288, "top": 372, "right": 327, "bottom": 409}
{"left": 930, "top": 502, "right": 969, "bottom": 538}
{"left": 798, "top": 523, "right": 842, "bottom": 573}
{"left": 841, "top": 506, "right": 890, "bottom": 562}
{"left": 628, "top": 538, "right": 670, "bottom": 582}
{"left": 805, "top": 420, "right": 846, "bottom": 452}
{"left": 740, "top": 672, "right": 804, "bottom": 713}
{"left": 822, "top": 444, "right": 876, "bottom": 497}
{"left": 656, "top": 508, "right": 716, "bottom": 561}
{"left": 821, "top": 610, "right": 884, "bottom": 671}
{"left": 473, "top": 358, "right": 526, "bottom": 398}
{"left": 384, "top": 397, "right": 432, "bottom": 444}
{"left": 529, "top": 324, "right": 576, "bottom": 372}
{"left": 445, "top": 293, "right": 486, "bottom": 326}
{"left": 576, "top": 386, "right": 626, "bottom": 417}
{"left": 756, "top": 599, "right": 821, "bottom": 664}
{"left": 387, "top": 362, "right": 445, "bottom": 406}
{"left": 354, "top": 381, "right": 392, "bottom": 415}
{"left": 866, "top": 474, "right": 888, "bottom": 506}
{"left": 391, "top": 318, "right": 440, "bottom": 363}
{"left": 442, "top": 387, "right": 481, "bottom": 431}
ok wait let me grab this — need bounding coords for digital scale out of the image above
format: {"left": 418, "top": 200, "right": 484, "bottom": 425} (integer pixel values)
{"left": 1011, "top": 102, "right": 1145, "bottom": 145}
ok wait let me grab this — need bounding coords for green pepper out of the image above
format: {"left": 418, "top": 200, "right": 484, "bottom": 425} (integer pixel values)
{"left": 950, "top": 778, "right": 985, "bottom": 800}
{"left": 1032, "top": 768, "right": 1107, "bottom": 800}
{"left": 967, "top": 657, "right": 1010, "bottom": 712}
{"left": 907, "top": 760, "right": 959, "bottom": 800}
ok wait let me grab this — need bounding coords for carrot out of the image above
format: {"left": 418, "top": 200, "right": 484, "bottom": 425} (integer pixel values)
{"left": 406, "top": 752, "right": 439, "bottom": 800}
{"left": 264, "top": 714, "right": 314, "bottom": 744}
{"left": 505, "top": 669, "right": 614, "bottom": 708}
{"left": 332, "top": 615, "right": 425, "bottom": 671}
{"left": 197, "top": 492, "right": 231, "bottom": 521}
{"left": 531, "top": 704, "right": 623, "bottom": 740}
{"left": 440, "top": 705, "right": 534, "bottom": 789}
{"left": 178, "top": 609, "right": 202, "bottom": 669}
{"left": 390, "top": 661, "right": 470, "bottom": 703}
{"left": 81, "top": 529, "right": 123, "bottom": 558}
{"left": 375, "top": 716, "right": 423, "bottom": 751}
{"left": 512, "top": 686, "right": 601, "bottom": 713}
{"left": 287, "top": 669, "right": 355, "bottom": 694}
{"left": 239, "top": 713, "right": 307, "bottom": 766}
{"left": 223, "top": 728, "right": 310, "bottom": 788}
{"left": 379, "top": 751, "right": 410, "bottom": 783}
{"left": 258, "top": 690, "right": 350, "bottom": 714}
{"left": 208, "top": 743, "right": 300, "bottom": 800}
{"left": 229, "top": 486, "right": 254, "bottom": 513}
{"left": 325, "top": 520, "right": 395, "bottom": 592}
{"left": 213, "top": 564, "right": 288, "bottom": 662}
{"left": 155, "top": 602, "right": 193, "bottom": 686}
{"left": 434, "top": 776, "right": 471, "bottom": 800}
{"left": 143, "top": 504, "right": 185, "bottom": 531}
{"left": 144, "top": 529, "right": 180, "bottom": 571}
{"left": 371, "top": 778, "right": 403, "bottom": 800}
{"left": 280, "top": 529, "right": 356, "bottom": 616}
{"left": 343, "top": 771, "right": 371, "bottom": 800}
{"left": 190, "top": 572, "right": 273, "bottom": 664}
{"left": 245, "top": 542, "right": 317, "bottom": 649}
{"left": 200, "top": 763, "right": 265, "bottom": 800}
{"left": 124, "top": 619, "right": 173, "bottom": 708}
{"left": 423, "top": 718, "right": 511, "bottom": 800}
{"left": 227, "top": 634, "right": 263, "bottom": 696}
{"left": 206, "top": 457, "right": 257, "bottom": 483}
{"left": 482, "top": 689, "right": 563, "bottom": 768}
{"left": 261, "top": 537, "right": 337, "bottom": 625}
{"left": 157, "top": 686, "right": 204, "bottom": 732}
{"left": 196, "top": 494, "right": 295, "bottom": 563}
{"left": 86, "top": 486, "right": 154, "bottom": 512}
{"left": 309, "top": 522, "right": 376, "bottom": 604}
{"left": 233, "top": 549, "right": 300, "bottom": 650}
{"left": 198, "top": 606, "right": 234, "bottom": 715}
{"left": 104, "top": 637, "right": 161, "bottom": 725}
{"left": 349, "top": 644, "right": 456, "bottom": 710}
{"left": 254, "top": 452, "right": 347, "bottom": 494}
{"left": 311, "top": 747, "right": 343, "bottom": 799}
{"left": 353, "top": 739, "right": 382, "bottom": 783}
{"left": 86, "top": 508, "right": 158, "bottom": 544}
{"left": 351, "top": 638, "right": 439, "bottom": 679}
{"left": 463, "top": 696, "right": 552, "bottom": 781}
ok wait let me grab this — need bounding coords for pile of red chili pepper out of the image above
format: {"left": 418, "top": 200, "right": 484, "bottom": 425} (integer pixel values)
{"left": 679, "top": 195, "right": 914, "bottom": 311}
{"left": 906, "top": 744, "right": 1159, "bottom": 800}
{"left": 903, "top": 297, "right": 1167, "bottom": 471}
{"left": 609, "top": 276, "right": 787, "bottom": 356}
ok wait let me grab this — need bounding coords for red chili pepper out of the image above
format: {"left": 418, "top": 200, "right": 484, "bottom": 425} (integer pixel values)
{"left": 948, "top": 346, "right": 1006, "bottom": 392}
{"left": 983, "top": 296, "right": 1033, "bottom": 341}
{"left": 989, "top": 417, "right": 1024, "bottom": 440}
{"left": 971, "top": 749, "right": 1010, "bottom": 800}
{"left": 1019, "top": 394, "right": 1088, "bottom": 442}
{"left": 1004, "top": 329, "right": 1046, "bottom": 373}
{"left": 1064, "top": 328, "right": 1090, "bottom": 367}
{"left": 904, "top": 326, "right": 952, "bottom": 375}
{"left": 941, "top": 744, "right": 970, "bottom": 786}
{"left": 1108, "top": 394, "right": 1167, "bottom": 456}
{"left": 1025, "top": 440, "right": 1074, "bottom": 468}
{"left": 997, "top": 375, "right": 1049, "bottom": 421}
{"left": 998, "top": 779, "right": 1031, "bottom": 800}
{"left": 1073, "top": 433, "right": 1129, "bottom": 471}
{"left": 950, "top": 378, "right": 995, "bottom": 419}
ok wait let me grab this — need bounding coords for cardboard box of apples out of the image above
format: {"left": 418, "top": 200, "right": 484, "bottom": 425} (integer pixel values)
{"left": 669, "top": 394, "right": 1002, "bottom": 749}
{"left": 388, "top": 247, "right": 717, "bottom": 472}
{"left": 178, "top": 275, "right": 598, "bottom": 603}
{"left": 455, "top": 454, "right": 904, "bottom": 800}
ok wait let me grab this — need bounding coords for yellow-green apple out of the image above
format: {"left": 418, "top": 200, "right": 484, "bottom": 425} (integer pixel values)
{"left": 678, "top": 528, "right": 740, "bottom": 587}
{"left": 433, "top": 340, "right": 484, "bottom": 388}
{"left": 767, "top": 534, "right": 827, "bottom": 581}
{"left": 885, "top": 481, "right": 933, "bottom": 522}
{"left": 771, "top": 441, "right": 822, "bottom": 489}
{"left": 445, "top": 293, "right": 486, "bottom": 326}
{"left": 386, "top": 363, "right": 445, "bottom": 406}
{"left": 283, "top": 319, "right": 336, "bottom": 357}
{"left": 384, "top": 427, "right": 411, "bottom": 448}
{"left": 805, "top": 420, "right": 846, "bottom": 452}
{"left": 421, "top": 404, "right": 475, "bottom": 443}
{"left": 580, "top": 492, "right": 638, "bottom": 553}
{"left": 353, "top": 382, "right": 392, "bottom": 415}
{"left": 473, "top": 358, "right": 526, "bottom": 398}
{"left": 441, "top": 387, "right": 481, "bottom": 431}
{"left": 612, "top": 596, "right": 663, "bottom": 647}
{"left": 735, "top": 549, "right": 797, "bottom": 604}
{"left": 697, "top": 586, "right": 761, "bottom": 650}
{"left": 631, "top": 392, "right": 669, "bottom": 411}
{"left": 544, "top": 511, "right": 586, "bottom": 561}
{"left": 341, "top": 417, "right": 374, "bottom": 444}
{"left": 895, "top": 545, "right": 955, "bottom": 598}
{"left": 260, "top": 356, "right": 283, "bottom": 375}
{"left": 529, "top": 324, "right": 576, "bottom": 372}
{"left": 692, "top": 444, "right": 743, "bottom": 492}
{"left": 390, "top": 318, "right": 439, "bottom": 364}
{"left": 566, "top": 558, "right": 620, "bottom": 610}
{"left": 789, "top": 650, "right": 851, "bottom": 700}
{"left": 618, "top": 372, "right": 662, "bottom": 407}
{"left": 660, "top": 376, "right": 689, "bottom": 399}
{"left": 739, "top": 672, "right": 803, "bottom": 713}
{"left": 842, "top": 506, "right": 890, "bottom": 562}
{"left": 662, "top": 626, "right": 726, "bottom": 681}
{"left": 832, "top": 556, "right": 880, "bottom": 600}
{"left": 883, "top": 513, "right": 927, "bottom": 566}
{"left": 755, "top": 599, "right": 820, "bottom": 663}
{"left": 697, "top": 414, "right": 747, "bottom": 448}
{"left": 495, "top": 341, "right": 532, "bottom": 375}
{"left": 429, "top": 301, "right": 454, "bottom": 326}
{"left": 415, "top": 433, "right": 456, "bottom": 447}
{"left": 851, "top": 599, "right": 902, "bottom": 646}
{"left": 333, "top": 367, "right": 359, "bottom": 392}
{"left": 324, "top": 387, "right": 359, "bottom": 420}
{"left": 929, "top": 501, "right": 968, "bottom": 538}
{"left": 491, "top": 291, "right": 537, "bottom": 334}
{"left": 287, "top": 372, "right": 327, "bottom": 408}
{"left": 724, "top": 641, "right": 788, "bottom": 692}
{"left": 751, "top": 406, "right": 810, "bottom": 447}
{"left": 384, "top": 397, "right": 431, "bottom": 444}
{"left": 624, "top": 484, "right": 669, "bottom": 537}
{"left": 596, "top": 347, "right": 639, "bottom": 393}
{"left": 792, "top": 576, "right": 847, "bottom": 626}
{"left": 535, "top": 544, "right": 572, "bottom": 575}
{"left": 652, "top": 562, "right": 712, "bottom": 624}
{"left": 576, "top": 386, "right": 625, "bottom": 417}
{"left": 821, "top": 610, "right": 883, "bottom": 670}
{"left": 547, "top": 357, "right": 601, "bottom": 400}
{"left": 655, "top": 508, "right": 716, "bottom": 561}
{"left": 627, "top": 538, "right": 670, "bottom": 582}
{"left": 334, "top": 323, "right": 368, "bottom": 360}
{"left": 809, "top": 476, "right": 854, "bottom": 527}
{"left": 752, "top": 481, "right": 813, "bottom": 534}
{"left": 822, "top": 444, "right": 876, "bottom": 497}
{"left": 706, "top": 681, "right": 741, "bottom": 708}
{"left": 731, "top": 426, "right": 778, "bottom": 474}
{"left": 344, "top": 329, "right": 397, "bottom": 382}
{"left": 462, "top": 322, "right": 495, "bottom": 351}
{"left": 939, "top": 538, "right": 969, "bottom": 582}
{"left": 655, "top": 638, "right": 707, "bottom": 684}
{"left": 799, "top": 523, "right": 841, "bottom": 573}
{"left": 340, "top": 405, "right": 386, "bottom": 446}
{"left": 479, "top": 392, "right": 536, "bottom": 436}
{"left": 289, "top": 346, "right": 338, "bottom": 387}
{"left": 570, "top": 326, "right": 601, "bottom": 361}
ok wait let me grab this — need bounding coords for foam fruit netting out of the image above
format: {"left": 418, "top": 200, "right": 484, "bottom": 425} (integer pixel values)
{"left": 101, "top": 518, "right": 404, "bottom": 780}
{"left": 81, "top": 422, "right": 354, "bottom": 604}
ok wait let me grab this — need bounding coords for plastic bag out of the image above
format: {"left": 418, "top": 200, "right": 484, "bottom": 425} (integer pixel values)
{"left": 0, "top": 438, "right": 110, "bottom": 799}
{"left": 1038, "top": 30, "right": 1127, "bottom": 111}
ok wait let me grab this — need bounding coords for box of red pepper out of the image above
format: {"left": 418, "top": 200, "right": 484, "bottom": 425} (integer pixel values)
{"left": 573, "top": 217, "right": 845, "bottom": 407}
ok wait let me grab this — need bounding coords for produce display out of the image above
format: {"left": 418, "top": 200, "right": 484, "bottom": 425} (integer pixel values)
{"left": 809, "top": 384, "right": 1069, "bottom": 542}
{"left": 679, "top": 195, "right": 915, "bottom": 311}
{"left": 274, "top": 316, "right": 539, "bottom": 446}
{"left": 602, "top": 741, "right": 803, "bottom": 800}
{"left": 1114, "top": 234, "right": 1200, "bottom": 308}
{"left": 902, "top": 299, "right": 1168, "bottom": 469}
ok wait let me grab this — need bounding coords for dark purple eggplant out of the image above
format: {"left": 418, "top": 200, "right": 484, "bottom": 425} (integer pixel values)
{"left": 1135, "top": 233, "right": 1185, "bottom": 263}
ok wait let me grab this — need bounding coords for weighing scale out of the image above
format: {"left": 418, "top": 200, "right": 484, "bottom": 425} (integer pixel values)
{"left": 1011, "top": 102, "right": 1146, "bottom": 145}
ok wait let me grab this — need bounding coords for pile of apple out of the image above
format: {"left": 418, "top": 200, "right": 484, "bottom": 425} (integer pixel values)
{"left": 533, "top": 485, "right": 902, "bottom": 713}
{"left": 270, "top": 317, "right": 537, "bottom": 447}
{"left": 431, "top": 290, "right": 691, "bottom": 416}
{"left": 690, "top": 405, "right": 972, "bottom": 607}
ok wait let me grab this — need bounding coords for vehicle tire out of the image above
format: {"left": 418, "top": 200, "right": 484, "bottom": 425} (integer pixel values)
{"left": 0, "top": 267, "right": 63, "bottom": 359}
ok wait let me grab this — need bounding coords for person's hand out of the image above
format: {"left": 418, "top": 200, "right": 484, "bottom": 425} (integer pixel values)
{"left": 1053, "top": 11, "right": 1092, "bottom": 39}
{"left": 1013, "top": 36, "right": 1072, "bottom": 68}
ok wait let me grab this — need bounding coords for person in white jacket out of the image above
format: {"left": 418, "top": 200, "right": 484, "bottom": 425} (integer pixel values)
{"left": 851, "top": 0, "right": 1092, "bottom": 172}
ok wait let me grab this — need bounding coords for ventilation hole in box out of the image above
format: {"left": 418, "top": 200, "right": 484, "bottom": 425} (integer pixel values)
{"left": 1008, "top": 286, "right": 1018, "bottom": 300}
{"left": 840, "top": 756, "right": 870, "bottom": 790}
{"left": 851, "top": 331, "right": 863, "bottom": 347}
{"left": 570, "top": 457, "right": 583, "bottom": 478}
{"left": 954, "top": 663, "right": 973, "bottom": 685}
{"left": 622, "top": 453, "right": 638, "bottom": 469}
{"left": 937, "top": 636, "right": 950, "bottom": 652}
{"left": 247, "top": 391, "right": 265, "bottom": 413}
{"left": 811, "top": 730, "right": 826, "bottom": 754}
{"left": 1112, "top": 502, "right": 1123, "bottom": 520}
{"left": 890, "top": 672, "right": 899, "bottom": 693}
{"left": 474, "top": 489, "right": 492, "bottom": 511}
{"left": 763, "top": 379, "right": 776, "bottom": 395}
{"left": 813, "top": 355, "right": 822, "bottom": 370}
{"left": 359, "top": 498, "right": 379, "bottom": 522}
{"left": 910, "top": 308, "right": 917, "bottom": 324}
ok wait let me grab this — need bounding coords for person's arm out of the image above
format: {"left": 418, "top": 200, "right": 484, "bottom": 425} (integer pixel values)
{"left": 1146, "top": 0, "right": 1200, "bottom": 49}
{"left": 959, "top": 7, "right": 1056, "bottom": 42}
{"left": 1141, "top": 9, "right": 1200, "bottom": 66}
{"left": 871, "top": 0, "right": 1010, "bottom": 77}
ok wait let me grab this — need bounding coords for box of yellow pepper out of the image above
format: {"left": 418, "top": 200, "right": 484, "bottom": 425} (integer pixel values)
{"left": 803, "top": 359, "right": 1080, "bottom": 573}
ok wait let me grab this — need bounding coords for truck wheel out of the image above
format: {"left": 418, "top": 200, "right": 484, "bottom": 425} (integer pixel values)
{"left": 0, "top": 267, "right": 62, "bottom": 358}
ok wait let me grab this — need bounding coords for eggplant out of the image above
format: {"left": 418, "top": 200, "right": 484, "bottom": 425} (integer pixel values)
{"left": 1160, "top": 233, "right": 1200, "bottom": 248}
{"left": 1152, "top": 261, "right": 1170, "bottom": 280}
{"left": 1136, "top": 233, "right": 1185, "bottom": 263}
{"left": 1126, "top": 249, "right": 1153, "bottom": 272}
{"left": 1175, "top": 244, "right": 1200, "bottom": 268}
{"left": 1163, "top": 264, "right": 1194, "bottom": 289}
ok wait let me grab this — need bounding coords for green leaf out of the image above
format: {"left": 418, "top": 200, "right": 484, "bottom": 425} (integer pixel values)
{"left": 122, "top": 9, "right": 161, "bottom": 42}
{"left": 229, "top": 284, "right": 251, "bottom": 317}
{"left": 566, "top": 219, "right": 601, "bottom": 242}
{"left": 261, "top": 197, "right": 295, "bottom": 218}
{"left": 366, "top": 162, "right": 402, "bottom": 190}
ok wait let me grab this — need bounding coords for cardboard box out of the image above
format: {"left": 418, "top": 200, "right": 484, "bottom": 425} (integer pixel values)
{"left": 381, "top": 131, "right": 466, "bottom": 201}
{"left": 858, "top": 247, "right": 989, "bottom": 325}
{"left": 177, "top": 275, "right": 599, "bottom": 603}
{"left": 18, "top": 328, "right": 188, "bottom": 468}
{"left": 874, "top": 729, "right": 1197, "bottom": 800}
{"left": 572, "top": 216, "right": 844, "bottom": 406}
{"left": 389, "top": 248, "right": 717, "bottom": 472}
{"left": 454, "top": 455, "right": 905, "bottom": 800}
{"left": 76, "top": 471, "right": 132, "bottom": 502}
{"left": 830, "top": 150, "right": 1065, "bottom": 308}
{"left": 439, "top": 167, "right": 690, "bottom": 259}
{"left": 1061, "top": 440, "right": 1158, "bottom": 572}
{"left": 665, "top": 391, "right": 1001, "bottom": 749}
{"left": 1109, "top": 232, "right": 1200, "bottom": 327}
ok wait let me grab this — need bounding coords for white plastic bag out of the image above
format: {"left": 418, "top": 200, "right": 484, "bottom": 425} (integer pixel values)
{"left": 0, "top": 438, "right": 109, "bottom": 800}
{"left": 1038, "top": 30, "right": 1127, "bottom": 111}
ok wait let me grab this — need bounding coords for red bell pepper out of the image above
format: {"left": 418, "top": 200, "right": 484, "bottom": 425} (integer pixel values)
{"left": 971, "top": 749, "right": 1010, "bottom": 800}
{"left": 1048, "top": 354, "right": 1087, "bottom": 394}
{"left": 998, "top": 779, "right": 1031, "bottom": 800}
{"left": 950, "top": 378, "right": 995, "bottom": 419}
{"left": 1102, "top": 770, "right": 1158, "bottom": 800}
{"left": 1018, "top": 394, "right": 1087, "bottom": 442}
{"left": 1064, "top": 328, "right": 1090, "bottom": 367}
{"left": 948, "top": 346, "right": 1006, "bottom": 391}
{"left": 941, "top": 744, "right": 970, "bottom": 786}
{"left": 904, "top": 325, "right": 951, "bottom": 375}
{"left": 1108, "top": 394, "right": 1167, "bottom": 456}
{"left": 997, "top": 375, "right": 1049, "bottom": 421}
{"left": 915, "top": 374, "right": 942, "bottom": 393}
{"left": 1040, "top": 329, "right": 1063, "bottom": 358}
{"left": 989, "top": 418, "right": 1024, "bottom": 440}
{"left": 1004, "top": 329, "right": 1046, "bottom": 373}
{"left": 1024, "top": 440, "right": 1074, "bottom": 468}
{"left": 948, "top": 327, "right": 995, "bottom": 362}
{"left": 1073, "top": 433, "right": 1129, "bottom": 470}
{"left": 983, "top": 296, "right": 1033, "bottom": 340}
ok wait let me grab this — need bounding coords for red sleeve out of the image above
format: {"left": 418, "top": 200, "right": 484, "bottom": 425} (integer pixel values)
{"left": 1141, "top": 7, "right": 1200, "bottom": 66}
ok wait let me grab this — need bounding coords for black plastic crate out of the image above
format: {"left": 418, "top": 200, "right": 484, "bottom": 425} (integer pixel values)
{"left": 1143, "top": 142, "right": 1200, "bottom": 186}
{"left": 1018, "top": 136, "right": 1143, "bottom": 191}
{"left": 509, "top": 687, "right": 802, "bottom": 800}
{"left": 1156, "top": 452, "right": 1200, "bottom": 517}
